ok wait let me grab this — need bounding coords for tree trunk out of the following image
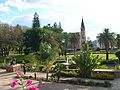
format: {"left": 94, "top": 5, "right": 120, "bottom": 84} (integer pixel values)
{"left": 106, "top": 49, "right": 109, "bottom": 62}
{"left": 34, "top": 72, "right": 37, "bottom": 79}
{"left": 74, "top": 46, "right": 76, "bottom": 56}
{"left": 46, "top": 71, "right": 49, "bottom": 81}
{"left": 57, "top": 71, "right": 60, "bottom": 82}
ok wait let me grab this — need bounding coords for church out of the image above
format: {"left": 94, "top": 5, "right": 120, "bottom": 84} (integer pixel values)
{"left": 66, "top": 18, "right": 86, "bottom": 54}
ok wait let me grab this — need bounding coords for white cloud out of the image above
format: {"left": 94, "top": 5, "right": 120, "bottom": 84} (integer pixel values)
{"left": 0, "top": 3, "right": 11, "bottom": 12}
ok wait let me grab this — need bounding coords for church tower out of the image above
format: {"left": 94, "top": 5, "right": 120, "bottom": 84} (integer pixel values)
{"left": 80, "top": 18, "right": 86, "bottom": 48}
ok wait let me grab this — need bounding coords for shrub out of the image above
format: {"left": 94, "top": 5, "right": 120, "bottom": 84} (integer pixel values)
{"left": 73, "top": 42, "right": 100, "bottom": 78}
{"left": 91, "top": 72, "right": 114, "bottom": 80}
{"left": 60, "top": 78, "right": 112, "bottom": 87}
{"left": 96, "top": 65, "right": 109, "bottom": 69}
{"left": 101, "top": 59, "right": 118, "bottom": 65}
{"left": 115, "top": 49, "right": 120, "bottom": 62}
{"left": 60, "top": 71, "right": 78, "bottom": 77}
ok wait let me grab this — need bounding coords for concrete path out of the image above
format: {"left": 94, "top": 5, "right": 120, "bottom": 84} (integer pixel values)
{"left": 0, "top": 69, "right": 120, "bottom": 90}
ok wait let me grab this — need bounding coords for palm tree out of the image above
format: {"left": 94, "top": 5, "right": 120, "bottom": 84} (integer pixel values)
{"left": 69, "top": 33, "right": 80, "bottom": 55}
{"left": 97, "top": 28, "right": 116, "bottom": 61}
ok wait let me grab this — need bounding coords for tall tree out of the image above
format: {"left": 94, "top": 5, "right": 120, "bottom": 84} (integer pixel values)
{"left": 69, "top": 33, "right": 80, "bottom": 55}
{"left": 32, "top": 12, "right": 40, "bottom": 28}
{"left": 53, "top": 22, "right": 57, "bottom": 28}
{"left": 0, "top": 23, "right": 14, "bottom": 56}
{"left": 61, "top": 32, "right": 70, "bottom": 59}
{"left": 14, "top": 24, "right": 24, "bottom": 53}
{"left": 97, "top": 28, "right": 116, "bottom": 61}
{"left": 24, "top": 28, "right": 42, "bottom": 53}
{"left": 116, "top": 34, "right": 120, "bottom": 49}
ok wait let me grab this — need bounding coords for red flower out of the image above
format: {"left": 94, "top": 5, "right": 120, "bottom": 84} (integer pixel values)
{"left": 11, "top": 79, "right": 19, "bottom": 89}
{"left": 28, "top": 86, "right": 40, "bottom": 90}
{"left": 26, "top": 79, "right": 32, "bottom": 86}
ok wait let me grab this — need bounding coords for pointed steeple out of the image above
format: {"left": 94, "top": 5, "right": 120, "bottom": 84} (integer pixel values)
{"left": 80, "top": 17, "right": 86, "bottom": 48}
{"left": 81, "top": 18, "right": 85, "bottom": 31}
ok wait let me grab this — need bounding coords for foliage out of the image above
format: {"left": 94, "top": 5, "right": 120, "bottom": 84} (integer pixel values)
{"left": 24, "top": 28, "right": 42, "bottom": 52}
{"left": 69, "top": 33, "right": 80, "bottom": 55}
{"left": 60, "top": 70, "right": 78, "bottom": 77}
{"left": 24, "top": 53, "right": 39, "bottom": 71}
{"left": 73, "top": 42, "right": 100, "bottom": 78}
{"left": 60, "top": 78, "right": 112, "bottom": 87}
{"left": 91, "top": 72, "right": 114, "bottom": 80}
{"left": 115, "top": 49, "right": 120, "bottom": 62}
{"left": 96, "top": 65, "right": 109, "bottom": 69}
{"left": 96, "top": 28, "right": 116, "bottom": 61}
{"left": 0, "top": 24, "right": 14, "bottom": 56}
{"left": 14, "top": 24, "right": 24, "bottom": 54}
{"left": 116, "top": 34, "right": 120, "bottom": 49}
{"left": 32, "top": 12, "right": 40, "bottom": 28}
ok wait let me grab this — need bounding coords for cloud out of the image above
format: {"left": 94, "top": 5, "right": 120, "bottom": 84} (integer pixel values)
{"left": 11, "top": 15, "right": 33, "bottom": 26}
{"left": 0, "top": 3, "right": 11, "bottom": 12}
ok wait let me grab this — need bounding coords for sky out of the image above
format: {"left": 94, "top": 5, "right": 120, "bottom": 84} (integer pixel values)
{"left": 0, "top": 0, "right": 120, "bottom": 41}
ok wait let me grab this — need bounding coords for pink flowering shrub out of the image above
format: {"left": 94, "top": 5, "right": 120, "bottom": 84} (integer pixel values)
{"left": 11, "top": 72, "right": 40, "bottom": 90}
{"left": 11, "top": 79, "right": 20, "bottom": 89}
{"left": 27, "top": 79, "right": 32, "bottom": 86}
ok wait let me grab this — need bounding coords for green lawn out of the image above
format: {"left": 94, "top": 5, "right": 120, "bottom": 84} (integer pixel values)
{"left": 94, "top": 54, "right": 118, "bottom": 60}
{"left": 65, "top": 53, "right": 118, "bottom": 60}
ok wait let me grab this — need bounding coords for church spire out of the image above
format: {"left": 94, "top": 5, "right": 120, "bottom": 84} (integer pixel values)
{"left": 81, "top": 18, "right": 85, "bottom": 31}
{"left": 80, "top": 17, "right": 86, "bottom": 48}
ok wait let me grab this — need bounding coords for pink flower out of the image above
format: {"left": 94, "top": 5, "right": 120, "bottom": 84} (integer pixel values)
{"left": 11, "top": 79, "right": 19, "bottom": 89}
{"left": 16, "top": 72, "right": 21, "bottom": 77}
{"left": 28, "top": 86, "right": 40, "bottom": 90}
{"left": 26, "top": 79, "right": 32, "bottom": 86}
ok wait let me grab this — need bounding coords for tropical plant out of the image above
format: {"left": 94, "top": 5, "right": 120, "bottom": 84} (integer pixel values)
{"left": 69, "top": 33, "right": 80, "bottom": 55}
{"left": 73, "top": 42, "right": 100, "bottom": 78}
{"left": 36, "top": 42, "right": 58, "bottom": 81}
{"left": 97, "top": 28, "right": 116, "bottom": 61}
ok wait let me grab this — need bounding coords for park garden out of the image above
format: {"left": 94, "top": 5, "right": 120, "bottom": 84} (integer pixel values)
{"left": 1, "top": 12, "right": 120, "bottom": 89}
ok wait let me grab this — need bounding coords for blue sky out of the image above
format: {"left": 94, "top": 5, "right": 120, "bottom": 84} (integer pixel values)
{"left": 0, "top": 0, "right": 120, "bottom": 40}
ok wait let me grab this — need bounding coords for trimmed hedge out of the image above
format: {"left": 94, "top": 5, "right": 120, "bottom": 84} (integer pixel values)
{"left": 61, "top": 79, "right": 112, "bottom": 87}
{"left": 60, "top": 71, "right": 78, "bottom": 77}
{"left": 91, "top": 72, "right": 114, "bottom": 80}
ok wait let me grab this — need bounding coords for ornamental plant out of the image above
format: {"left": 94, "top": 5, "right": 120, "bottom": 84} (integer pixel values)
{"left": 11, "top": 72, "right": 40, "bottom": 90}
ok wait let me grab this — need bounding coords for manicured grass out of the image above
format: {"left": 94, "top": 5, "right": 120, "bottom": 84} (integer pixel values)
{"left": 66, "top": 53, "right": 118, "bottom": 60}
{"left": 94, "top": 54, "right": 118, "bottom": 60}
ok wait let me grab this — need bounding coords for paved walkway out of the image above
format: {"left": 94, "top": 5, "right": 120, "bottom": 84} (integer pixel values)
{"left": 0, "top": 69, "right": 120, "bottom": 90}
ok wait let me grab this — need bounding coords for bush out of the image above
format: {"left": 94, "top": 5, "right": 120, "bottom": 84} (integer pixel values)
{"left": 101, "top": 59, "right": 118, "bottom": 65}
{"left": 115, "top": 49, "right": 120, "bottom": 62}
{"left": 60, "top": 71, "right": 78, "bottom": 77}
{"left": 91, "top": 72, "right": 114, "bottom": 80}
{"left": 60, "top": 78, "right": 112, "bottom": 87}
{"left": 97, "top": 65, "right": 109, "bottom": 69}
